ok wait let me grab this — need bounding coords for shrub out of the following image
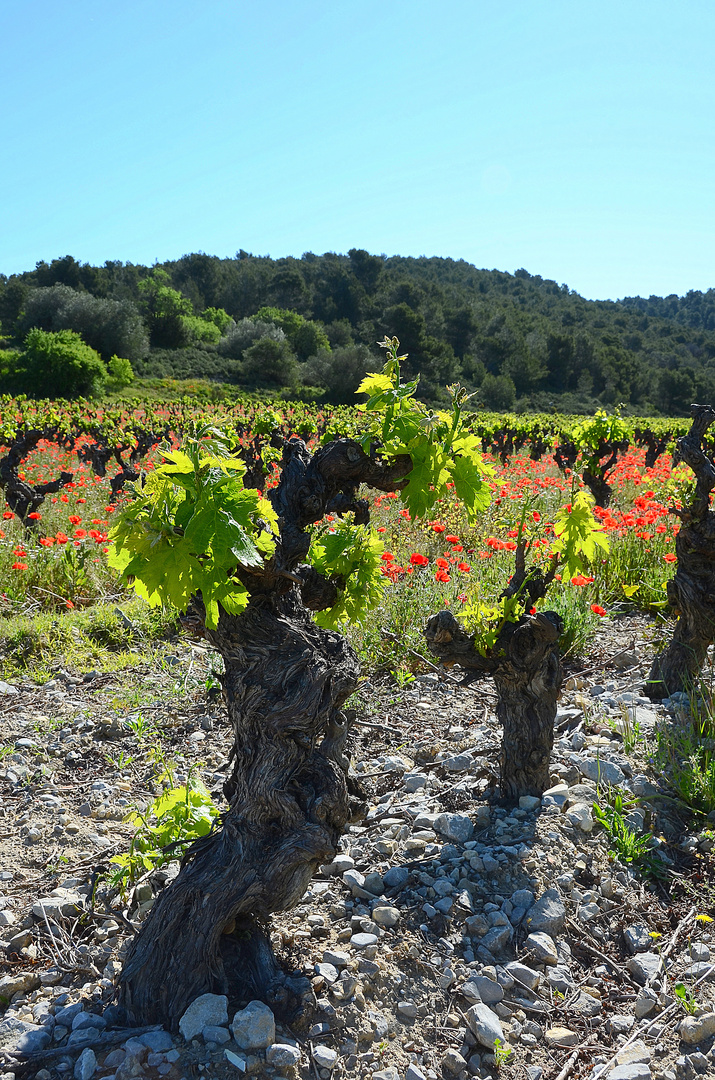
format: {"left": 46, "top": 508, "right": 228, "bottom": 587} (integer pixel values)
{"left": 21, "top": 327, "right": 107, "bottom": 398}
{"left": 481, "top": 373, "right": 516, "bottom": 410}
{"left": 20, "top": 285, "right": 149, "bottom": 361}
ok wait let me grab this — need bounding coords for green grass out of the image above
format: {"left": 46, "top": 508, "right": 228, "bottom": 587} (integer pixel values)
{"left": 0, "top": 598, "right": 177, "bottom": 681}
{"left": 655, "top": 698, "right": 715, "bottom": 816}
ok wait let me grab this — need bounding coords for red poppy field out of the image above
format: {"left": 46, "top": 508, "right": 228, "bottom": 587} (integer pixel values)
{"left": 0, "top": 394, "right": 688, "bottom": 680}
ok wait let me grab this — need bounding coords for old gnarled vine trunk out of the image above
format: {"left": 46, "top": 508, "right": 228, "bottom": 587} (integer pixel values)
{"left": 117, "top": 437, "right": 411, "bottom": 1029}
{"left": 119, "top": 593, "right": 361, "bottom": 1025}
{"left": 647, "top": 405, "right": 715, "bottom": 699}
{"left": 424, "top": 608, "right": 563, "bottom": 801}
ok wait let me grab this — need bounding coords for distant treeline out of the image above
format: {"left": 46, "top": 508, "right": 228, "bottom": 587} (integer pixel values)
{"left": 1, "top": 250, "right": 715, "bottom": 413}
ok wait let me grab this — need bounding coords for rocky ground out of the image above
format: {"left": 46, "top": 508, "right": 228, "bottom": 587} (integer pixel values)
{"left": 0, "top": 614, "right": 714, "bottom": 1080}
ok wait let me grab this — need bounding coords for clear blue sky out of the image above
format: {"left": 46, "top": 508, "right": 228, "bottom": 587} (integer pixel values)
{"left": 1, "top": 0, "right": 714, "bottom": 301}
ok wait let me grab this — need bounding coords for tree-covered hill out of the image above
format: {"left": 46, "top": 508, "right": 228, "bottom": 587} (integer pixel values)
{"left": 2, "top": 250, "right": 714, "bottom": 414}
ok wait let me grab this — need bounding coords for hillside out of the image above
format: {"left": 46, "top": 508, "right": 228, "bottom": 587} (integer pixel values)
{"left": 2, "top": 252, "right": 715, "bottom": 414}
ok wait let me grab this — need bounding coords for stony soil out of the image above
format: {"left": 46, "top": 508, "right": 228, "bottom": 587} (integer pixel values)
{"left": 0, "top": 614, "right": 714, "bottom": 1080}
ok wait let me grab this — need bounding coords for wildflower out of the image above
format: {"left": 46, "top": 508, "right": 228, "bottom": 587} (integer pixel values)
{"left": 432, "top": 523, "right": 446, "bottom": 534}
{"left": 27, "top": 511, "right": 41, "bottom": 520}
{"left": 39, "top": 537, "right": 55, "bottom": 547}
{"left": 445, "top": 534, "right": 460, "bottom": 544}
{"left": 410, "top": 553, "right": 429, "bottom": 567}
{"left": 590, "top": 604, "right": 607, "bottom": 616}
{"left": 457, "top": 562, "right": 471, "bottom": 573}
{"left": 435, "top": 570, "right": 451, "bottom": 583}
{"left": 12, "top": 562, "right": 28, "bottom": 570}
{"left": 532, "top": 510, "right": 541, "bottom": 523}
{"left": 68, "top": 515, "right": 82, "bottom": 525}
{"left": 381, "top": 552, "right": 395, "bottom": 562}
{"left": 571, "top": 574, "right": 594, "bottom": 586}
{"left": 2, "top": 511, "right": 13, "bottom": 520}
{"left": 55, "top": 532, "right": 69, "bottom": 544}
{"left": 74, "top": 529, "right": 87, "bottom": 539}
{"left": 663, "top": 553, "right": 677, "bottom": 563}
{"left": 436, "top": 557, "right": 449, "bottom": 569}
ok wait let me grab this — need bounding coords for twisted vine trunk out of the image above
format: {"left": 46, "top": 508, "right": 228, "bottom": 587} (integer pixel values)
{"left": 117, "top": 437, "right": 411, "bottom": 1029}
{"left": 424, "top": 608, "right": 563, "bottom": 801}
{"left": 118, "top": 593, "right": 362, "bottom": 1026}
{"left": 647, "top": 405, "right": 715, "bottom": 699}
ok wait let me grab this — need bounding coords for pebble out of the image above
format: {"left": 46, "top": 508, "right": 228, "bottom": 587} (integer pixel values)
{"left": 525, "top": 931, "right": 559, "bottom": 964}
{"left": 434, "top": 812, "right": 473, "bottom": 843}
{"left": 679, "top": 1011, "right": 715, "bottom": 1045}
{"left": 525, "top": 888, "right": 566, "bottom": 935}
{"left": 73, "top": 1047, "right": 96, "bottom": 1080}
{"left": 465, "top": 1002, "right": 504, "bottom": 1049}
{"left": 372, "top": 905, "right": 400, "bottom": 927}
{"left": 545, "top": 1026, "right": 578, "bottom": 1046}
{"left": 609, "top": 1067, "right": 652, "bottom": 1080}
{"left": 313, "top": 1044, "right": 339, "bottom": 1069}
{"left": 179, "top": 993, "right": 228, "bottom": 1041}
{"left": 624, "top": 925, "right": 653, "bottom": 953}
{"left": 231, "top": 1000, "right": 275, "bottom": 1050}
{"left": 266, "top": 1042, "right": 301, "bottom": 1067}
{"left": 627, "top": 952, "right": 663, "bottom": 985}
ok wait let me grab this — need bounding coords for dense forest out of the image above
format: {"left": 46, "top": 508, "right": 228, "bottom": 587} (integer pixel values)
{"left": 2, "top": 250, "right": 715, "bottom": 413}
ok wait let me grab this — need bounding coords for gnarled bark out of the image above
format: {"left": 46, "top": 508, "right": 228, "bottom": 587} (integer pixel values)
{"left": 424, "top": 606, "right": 563, "bottom": 801}
{"left": 119, "top": 592, "right": 362, "bottom": 1026}
{"left": 117, "top": 437, "right": 412, "bottom": 1029}
{"left": 647, "top": 405, "right": 715, "bottom": 698}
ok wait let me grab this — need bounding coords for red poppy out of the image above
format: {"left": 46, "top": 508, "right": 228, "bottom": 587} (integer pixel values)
{"left": 457, "top": 562, "right": 471, "bottom": 573}
{"left": 663, "top": 553, "right": 677, "bottom": 563}
{"left": 590, "top": 604, "right": 607, "bottom": 617}
{"left": 410, "top": 553, "right": 429, "bottom": 566}
{"left": 381, "top": 552, "right": 395, "bottom": 562}
{"left": 436, "top": 557, "right": 449, "bottom": 569}
{"left": 2, "top": 511, "right": 13, "bottom": 520}
{"left": 27, "top": 511, "right": 41, "bottom": 520}
{"left": 445, "top": 534, "right": 460, "bottom": 544}
{"left": 435, "top": 570, "right": 451, "bottom": 583}
{"left": 12, "top": 562, "right": 27, "bottom": 570}
{"left": 432, "top": 524, "right": 446, "bottom": 534}
{"left": 68, "top": 515, "right": 82, "bottom": 525}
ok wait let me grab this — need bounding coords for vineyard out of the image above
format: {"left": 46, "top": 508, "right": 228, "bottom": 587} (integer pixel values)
{"left": 1, "top": 366, "right": 715, "bottom": 1080}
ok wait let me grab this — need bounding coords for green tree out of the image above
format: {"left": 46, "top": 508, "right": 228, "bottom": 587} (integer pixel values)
{"left": 21, "top": 328, "right": 107, "bottom": 398}
{"left": 256, "top": 306, "right": 330, "bottom": 360}
{"left": 138, "top": 270, "right": 194, "bottom": 349}
{"left": 242, "top": 337, "right": 298, "bottom": 387}
{"left": 481, "top": 372, "right": 516, "bottom": 410}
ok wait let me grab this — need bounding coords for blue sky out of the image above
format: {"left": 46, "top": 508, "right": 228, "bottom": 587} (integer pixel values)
{"left": 1, "top": 0, "right": 714, "bottom": 300}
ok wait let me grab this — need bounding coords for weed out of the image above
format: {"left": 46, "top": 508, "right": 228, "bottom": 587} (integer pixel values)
{"left": 108, "top": 766, "right": 219, "bottom": 897}
{"left": 673, "top": 981, "right": 698, "bottom": 1015}
{"left": 493, "top": 1038, "right": 513, "bottom": 1068}
{"left": 655, "top": 700, "right": 715, "bottom": 815}
{"left": 126, "top": 713, "right": 158, "bottom": 743}
{"left": 593, "top": 788, "right": 664, "bottom": 879}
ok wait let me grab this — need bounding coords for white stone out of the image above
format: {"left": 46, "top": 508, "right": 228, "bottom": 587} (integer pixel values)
{"left": 465, "top": 1002, "right": 504, "bottom": 1049}
{"left": 74, "top": 1047, "right": 97, "bottom": 1080}
{"left": 179, "top": 993, "right": 228, "bottom": 1042}
{"left": 525, "top": 932, "right": 558, "bottom": 965}
{"left": 434, "top": 812, "right": 473, "bottom": 843}
{"left": 231, "top": 1000, "right": 275, "bottom": 1050}
{"left": 266, "top": 1042, "right": 301, "bottom": 1067}
{"left": 312, "top": 1044, "right": 339, "bottom": 1069}
{"left": 679, "top": 1011, "right": 715, "bottom": 1045}
{"left": 372, "top": 905, "right": 400, "bottom": 928}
